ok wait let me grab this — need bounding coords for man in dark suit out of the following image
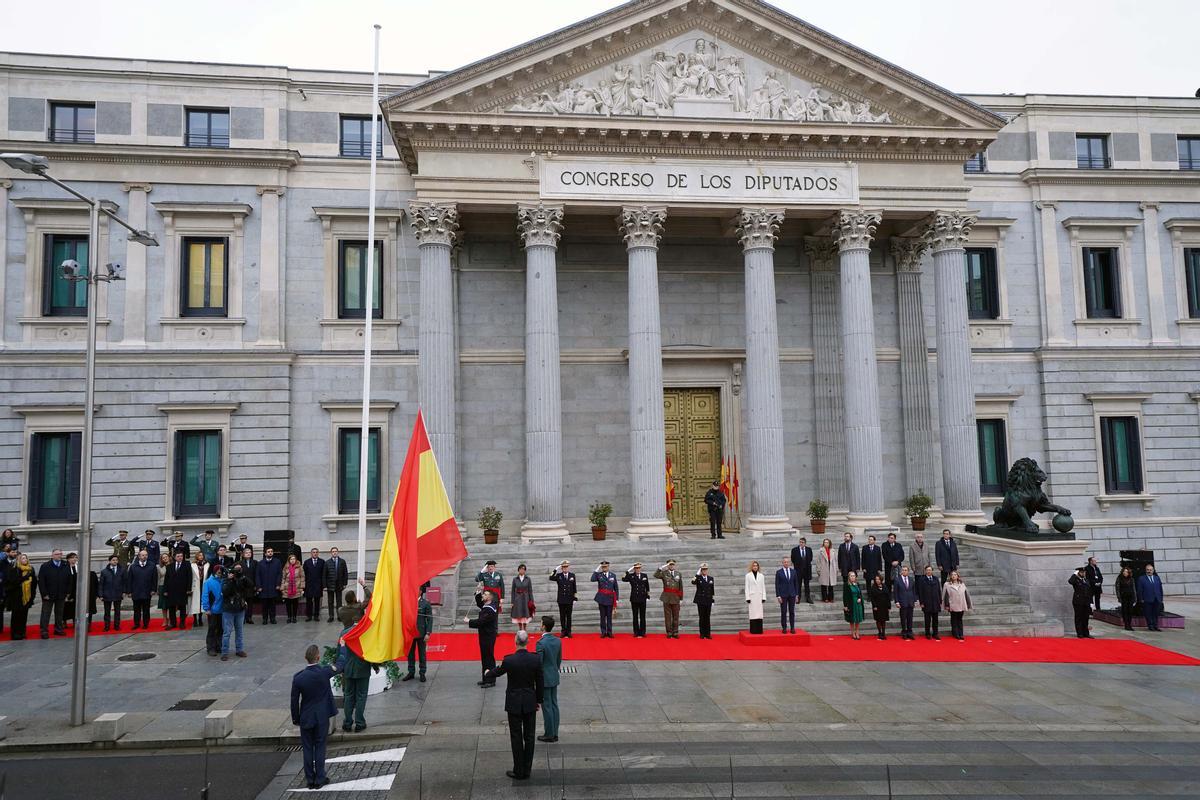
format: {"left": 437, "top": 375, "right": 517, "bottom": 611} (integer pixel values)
{"left": 127, "top": 550, "right": 157, "bottom": 630}
{"left": 774, "top": 556, "right": 800, "bottom": 634}
{"left": 548, "top": 560, "right": 578, "bottom": 638}
{"left": 621, "top": 562, "right": 650, "bottom": 637}
{"left": 1068, "top": 566, "right": 1093, "bottom": 638}
{"left": 37, "top": 548, "right": 72, "bottom": 638}
{"left": 285, "top": 533, "right": 303, "bottom": 564}
{"left": 790, "top": 537, "right": 814, "bottom": 604}
{"left": 303, "top": 548, "right": 326, "bottom": 621}
{"left": 917, "top": 565, "right": 942, "bottom": 639}
{"left": 484, "top": 631, "right": 545, "bottom": 781}
{"left": 935, "top": 529, "right": 959, "bottom": 584}
{"left": 238, "top": 547, "right": 258, "bottom": 624}
{"left": 323, "top": 547, "right": 349, "bottom": 623}
{"left": 97, "top": 555, "right": 127, "bottom": 632}
{"left": 1136, "top": 564, "right": 1164, "bottom": 632}
{"left": 861, "top": 535, "right": 883, "bottom": 584}
{"left": 256, "top": 547, "right": 283, "bottom": 624}
{"left": 465, "top": 589, "right": 499, "bottom": 686}
{"left": 837, "top": 532, "right": 860, "bottom": 583}
{"left": 1085, "top": 557, "right": 1104, "bottom": 612}
{"left": 163, "top": 551, "right": 193, "bottom": 629}
{"left": 291, "top": 643, "right": 343, "bottom": 790}
{"left": 213, "top": 545, "right": 236, "bottom": 571}
{"left": 882, "top": 532, "right": 905, "bottom": 591}
{"left": 892, "top": 565, "right": 918, "bottom": 640}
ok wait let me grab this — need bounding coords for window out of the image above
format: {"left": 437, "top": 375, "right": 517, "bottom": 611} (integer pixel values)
{"left": 1186, "top": 248, "right": 1200, "bottom": 319}
{"left": 1179, "top": 136, "right": 1200, "bottom": 170}
{"left": 337, "top": 240, "right": 383, "bottom": 319}
{"left": 964, "top": 151, "right": 987, "bottom": 173}
{"left": 338, "top": 428, "right": 381, "bottom": 513}
{"left": 174, "top": 430, "right": 221, "bottom": 517}
{"left": 27, "top": 431, "right": 82, "bottom": 523}
{"left": 339, "top": 116, "right": 383, "bottom": 158}
{"left": 181, "top": 237, "right": 228, "bottom": 317}
{"left": 185, "top": 108, "right": 230, "bottom": 148}
{"left": 42, "top": 234, "right": 89, "bottom": 317}
{"left": 1100, "top": 417, "right": 1142, "bottom": 494}
{"left": 1076, "top": 134, "right": 1110, "bottom": 169}
{"left": 1082, "top": 246, "right": 1121, "bottom": 318}
{"left": 964, "top": 247, "right": 999, "bottom": 320}
{"left": 49, "top": 102, "right": 95, "bottom": 143}
{"left": 976, "top": 419, "right": 1008, "bottom": 496}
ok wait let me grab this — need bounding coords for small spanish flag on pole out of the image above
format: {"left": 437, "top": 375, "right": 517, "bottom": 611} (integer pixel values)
{"left": 665, "top": 452, "right": 675, "bottom": 512}
{"left": 343, "top": 410, "right": 467, "bottom": 662}
{"left": 731, "top": 456, "right": 740, "bottom": 510}
{"left": 719, "top": 457, "right": 731, "bottom": 501}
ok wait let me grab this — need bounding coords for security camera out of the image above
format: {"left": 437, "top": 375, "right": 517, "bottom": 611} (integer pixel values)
{"left": 60, "top": 259, "right": 81, "bottom": 279}
{"left": 105, "top": 263, "right": 124, "bottom": 280}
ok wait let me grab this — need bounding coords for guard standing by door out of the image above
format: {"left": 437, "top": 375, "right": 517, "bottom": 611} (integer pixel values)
{"left": 704, "top": 481, "right": 726, "bottom": 539}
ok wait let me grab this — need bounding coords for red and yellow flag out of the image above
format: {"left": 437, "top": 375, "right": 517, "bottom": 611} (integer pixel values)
{"left": 731, "top": 456, "right": 740, "bottom": 510}
{"left": 719, "top": 457, "right": 731, "bottom": 501}
{"left": 343, "top": 410, "right": 467, "bottom": 663}
{"left": 665, "top": 452, "right": 675, "bottom": 511}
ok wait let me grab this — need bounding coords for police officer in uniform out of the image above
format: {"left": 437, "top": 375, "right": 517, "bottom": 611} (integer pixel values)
{"left": 590, "top": 561, "right": 619, "bottom": 638}
{"left": 476, "top": 560, "right": 504, "bottom": 614}
{"left": 703, "top": 481, "right": 726, "bottom": 539}
{"left": 1069, "top": 566, "right": 1093, "bottom": 638}
{"left": 621, "top": 562, "right": 651, "bottom": 637}
{"left": 548, "top": 560, "right": 577, "bottom": 638}
{"left": 654, "top": 559, "right": 684, "bottom": 638}
{"left": 691, "top": 563, "right": 715, "bottom": 639}
{"left": 465, "top": 589, "right": 499, "bottom": 686}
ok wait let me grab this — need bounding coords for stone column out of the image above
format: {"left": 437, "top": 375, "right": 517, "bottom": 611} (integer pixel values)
{"left": 891, "top": 237, "right": 938, "bottom": 497}
{"left": 1140, "top": 202, "right": 1170, "bottom": 344}
{"left": 1035, "top": 201, "right": 1068, "bottom": 346}
{"left": 255, "top": 186, "right": 284, "bottom": 348}
{"left": 411, "top": 202, "right": 461, "bottom": 507}
{"left": 835, "top": 210, "right": 889, "bottom": 531}
{"left": 120, "top": 182, "right": 151, "bottom": 347}
{"left": 619, "top": 206, "right": 675, "bottom": 541}
{"left": 518, "top": 204, "right": 570, "bottom": 544}
{"left": 738, "top": 208, "right": 795, "bottom": 536}
{"left": 925, "top": 211, "right": 984, "bottom": 528}
{"left": 806, "top": 236, "right": 848, "bottom": 514}
{"left": 0, "top": 180, "right": 10, "bottom": 350}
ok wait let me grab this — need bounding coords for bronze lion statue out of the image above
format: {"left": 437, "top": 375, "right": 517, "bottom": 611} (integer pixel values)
{"left": 992, "top": 457, "right": 1072, "bottom": 533}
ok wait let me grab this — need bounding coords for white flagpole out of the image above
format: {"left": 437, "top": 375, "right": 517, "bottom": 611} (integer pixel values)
{"left": 356, "top": 23, "right": 382, "bottom": 600}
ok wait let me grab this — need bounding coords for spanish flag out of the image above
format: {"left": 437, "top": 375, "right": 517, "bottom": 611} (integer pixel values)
{"left": 731, "top": 456, "right": 740, "bottom": 510}
{"left": 343, "top": 410, "right": 467, "bottom": 662}
{"left": 665, "top": 452, "right": 675, "bottom": 511}
{"left": 719, "top": 457, "right": 731, "bottom": 501}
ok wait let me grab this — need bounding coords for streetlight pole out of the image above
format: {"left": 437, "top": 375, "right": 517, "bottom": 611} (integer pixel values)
{"left": 1, "top": 153, "right": 157, "bottom": 727}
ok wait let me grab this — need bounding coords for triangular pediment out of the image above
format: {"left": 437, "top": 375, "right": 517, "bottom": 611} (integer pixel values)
{"left": 384, "top": 0, "right": 1004, "bottom": 132}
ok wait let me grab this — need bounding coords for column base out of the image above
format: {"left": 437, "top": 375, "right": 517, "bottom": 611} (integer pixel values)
{"left": 744, "top": 514, "right": 798, "bottom": 538}
{"left": 625, "top": 518, "right": 677, "bottom": 542}
{"left": 939, "top": 509, "right": 989, "bottom": 534}
{"left": 519, "top": 520, "right": 571, "bottom": 545}
{"left": 843, "top": 512, "right": 893, "bottom": 537}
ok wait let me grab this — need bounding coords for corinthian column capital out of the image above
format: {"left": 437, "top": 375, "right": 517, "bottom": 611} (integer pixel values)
{"left": 923, "top": 211, "right": 977, "bottom": 253}
{"left": 803, "top": 236, "right": 839, "bottom": 272}
{"left": 409, "top": 202, "right": 460, "bottom": 247}
{"left": 619, "top": 205, "right": 666, "bottom": 250}
{"left": 834, "top": 210, "right": 882, "bottom": 252}
{"left": 517, "top": 203, "right": 564, "bottom": 248}
{"left": 890, "top": 237, "right": 930, "bottom": 273}
{"left": 737, "top": 208, "right": 784, "bottom": 251}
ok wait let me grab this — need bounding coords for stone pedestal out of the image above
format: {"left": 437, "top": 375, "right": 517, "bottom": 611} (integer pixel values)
{"left": 958, "top": 531, "right": 1088, "bottom": 632}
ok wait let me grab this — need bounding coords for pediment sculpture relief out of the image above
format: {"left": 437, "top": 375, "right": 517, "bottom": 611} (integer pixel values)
{"left": 503, "top": 36, "right": 892, "bottom": 124}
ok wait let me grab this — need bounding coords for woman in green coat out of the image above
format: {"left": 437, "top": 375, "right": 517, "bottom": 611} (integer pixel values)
{"left": 842, "top": 570, "right": 864, "bottom": 640}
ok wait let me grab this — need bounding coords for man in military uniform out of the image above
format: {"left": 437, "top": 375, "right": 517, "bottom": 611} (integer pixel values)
{"left": 653, "top": 559, "right": 684, "bottom": 638}
{"left": 104, "top": 530, "right": 134, "bottom": 567}
{"left": 465, "top": 589, "right": 499, "bottom": 686}
{"left": 476, "top": 560, "right": 505, "bottom": 614}
{"left": 691, "top": 563, "right": 715, "bottom": 639}
{"left": 191, "top": 529, "right": 220, "bottom": 564}
{"left": 621, "top": 562, "right": 651, "bottom": 637}
{"left": 133, "top": 529, "right": 160, "bottom": 564}
{"left": 167, "top": 530, "right": 191, "bottom": 559}
{"left": 703, "top": 480, "right": 726, "bottom": 539}
{"left": 548, "top": 560, "right": 577, "bottom": 638}
{"left": 590, "top": 561, "right": 619, "bottom": 638}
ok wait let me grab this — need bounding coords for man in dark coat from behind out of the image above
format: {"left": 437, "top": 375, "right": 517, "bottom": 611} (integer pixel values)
{"left": 484, "top": 630, "right": 545, "bottom": 781}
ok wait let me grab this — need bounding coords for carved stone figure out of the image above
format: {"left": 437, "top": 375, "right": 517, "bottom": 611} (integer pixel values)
{"left": 649, "top": 51, "right": 674, "bottom": 109}
{"left": 718, "top": 56, "right": 746, "bottom": 111}
{"left": 987, "top": 458, "right": 1074, "bottom": 535}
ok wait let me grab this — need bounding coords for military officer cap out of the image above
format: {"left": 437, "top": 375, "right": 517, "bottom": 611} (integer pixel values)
{"left": 699, "top": 562, "right": 709, "bottom": 570}
{"left": 485, "top": 559, "right": 497, "bottom": 566}
{"left": 1077, "top": 566, "right": 1088, "bottom": 572}
{"left": 600, "top": 560, "right": 610, "bottom": 566}
{"left": 666, "top": 559, "right": 676, "bottom": 566}
{"left": 560, "top": 559, "right": 570, "bottom": 567}
{"left": 632, "top": 561, "right": 642, "bottom": 568}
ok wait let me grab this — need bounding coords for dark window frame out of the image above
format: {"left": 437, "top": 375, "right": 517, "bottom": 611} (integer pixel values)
{"left": 1099, "top": 416, "right": 1143, "bottom": 494}
{"left": 42, "top": 233, "right": 89, "bottom": 317}
{"left": 173, "top": 429, "right": 222, "bottom": 518}
{"left": 48, "top": 102, "right": 96, "bottom": 143}
{"left": 180, "top": 236, "right": 229, "bottom": 318}
{"left": 964, "top": 247, "right": 1000, "bottom": 320}
{"left": 337, "top": 240, "right": 384, "bottom": 319}
{"left": 184, "top": 107, "right": 230, "bottom": 148}
{"left": 963, "top": 151, "right": 988, "bottom": 173}
{"left": 1076, "top": 134, "right": 1111, "bottom": 169}
{"left": 976, "top": 418, "right": 1008, "bottom": 496}
{"left": 27, "top": 431, "right": 82, "bottom": 524}
{"left": 337, "top": 427, "right": 382, "bottom": 514}
{"left": 1185, "top": 248, "right": 1200, "bottom": 319}
{"left": 1179, "top": 136, "right": 1200, "bottom": 170}
{"left": 1082, "top": 246, "right": 1122, "bottom": 319}
{"left": 339, "top": 115, "right": 384, "bottom": 158}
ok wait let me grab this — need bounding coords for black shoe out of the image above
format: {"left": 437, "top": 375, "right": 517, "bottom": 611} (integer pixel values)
{"left": 245, "top": 619, "right": 254, "bottom": 625}
{"left": 342, "top": 725, "right": 353, "bottom": 732}
{"left": 307, "top": 783, "right": 316, "bottom": 790}
{"left": 41, "top": 632, "right": 49, "bottom": 640}
{"left": 710, "top": 535, "right": 716, "bottom": 539}
{"left": 317, "top": 777, "right": 330, "bottom": 787}
{"left": 717, "top": 535, "right": 725, "bottom": 539}
{"left": 419, "top": 675, "right": 426, "bottom": 682}
{"left": 103, "top": 624, "right": 110, "bottom": 632}
{"left": 401, "top": 673, "right": 415, "bottom": 682}
{"left": 506, "top": 771, "right": 521, "bottom": 780}
{"left": 932, "top": 634, "right": 941, "bottom": 640}
{"left": 354, "top": 725, "right": 366, "bottom": 732}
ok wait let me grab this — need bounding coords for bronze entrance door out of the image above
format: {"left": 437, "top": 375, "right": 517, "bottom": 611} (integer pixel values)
{"left": 663, "top": 388, "right": 722, "bottom": 526}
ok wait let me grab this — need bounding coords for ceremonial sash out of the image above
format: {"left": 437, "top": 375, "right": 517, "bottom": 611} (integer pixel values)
{"left": 664, "top": 587, "right": 683, "bottom": 597}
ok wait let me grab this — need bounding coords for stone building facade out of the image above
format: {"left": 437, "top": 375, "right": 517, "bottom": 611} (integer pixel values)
{"left": 1, "top": 0, "right": 1198, "bottom": 595}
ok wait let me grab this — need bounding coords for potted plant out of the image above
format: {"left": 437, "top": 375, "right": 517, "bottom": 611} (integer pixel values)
{"left": 588, "top": 502, "right": 613, "bottom": 541}
{"left": 477, "top": 506, "right": 502, "bottom": 544}
{"left": 806, "top": 498, "right": 829, "bottom": 535}
{"left": 903, "top": 490, "right": 934, "bottom": 531}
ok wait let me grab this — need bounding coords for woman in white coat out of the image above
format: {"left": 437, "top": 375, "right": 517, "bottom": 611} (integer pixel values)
{"left": 815, "top": 538, "right": 837, "bottom": 603}
{"left": 744, "top": 560, "right": 767, "bottom": 634}
{"left": 188, "top": 550, "right": 210, "bottom": 627}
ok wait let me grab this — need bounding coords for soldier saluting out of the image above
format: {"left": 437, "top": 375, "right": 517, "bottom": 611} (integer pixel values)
{"left": 590, "top": 561, "right": 619, "bottom": 638}
{"left": 621, "top": 562, "right": 651, "bottom": 637}
{"left": 475, "top": 560, "right": 504, "bottom": 614}
{"left": 654, "top": 559, "right": 684, "bottom": 639}
{"left": 548, "top": 560, "right": 577, "bottom": 638}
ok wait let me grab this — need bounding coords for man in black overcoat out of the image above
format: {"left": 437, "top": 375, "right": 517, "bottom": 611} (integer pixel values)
{"left": 484, "top": 630, "right": 545, "bottom": 781}
{"left": 466, "top": 589, "right": 499, "bottom": 687}
{"left": 790, "top": 537, "right": 814, "bottom": 603}
{"left": 163, "top": 551, "right": 193, "bottom": 628}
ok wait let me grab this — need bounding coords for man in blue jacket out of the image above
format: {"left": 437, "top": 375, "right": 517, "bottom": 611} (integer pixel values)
{"left": 256, "top": 547, "right": 283, "bottom": 624}
{"left": 774, "top": 556, "right": 800, "bottom": 634}
{"left": 127, "top": 549, "right": 157, "bottom": 630}
{"left": 291, "top": 643, "right": 343, "bottom": 790}
{"left": 37, "top": 549, "right": 72, "bottom": 638}
{"left": 1136, "top": 564, "right": 1165, "bottom": 632}
{"left": 97, "top": 555, "right": 127, "bottom": 632}
{"left": 535, "top": 615, "right": 562, "bottom": 743}
{"left": 200, "top": 564, "right": 224, "bottom": 656}
{"left": 936, "top": 529, "right": 960, "bottom": 585}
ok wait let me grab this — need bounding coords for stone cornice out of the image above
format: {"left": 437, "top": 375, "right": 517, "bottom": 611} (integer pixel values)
{"left": 152, "top": 201, "right": 252, "bottom": 217}
{"left": 121, "top": 182, "right": 152, "bottom": 193}
{"left": 312, "top": 206, "right": 406, "bottom": 220}
{"left": 736, "top": 208, "right": 783, "bottom": 251}
{"left": 619, "top": 205, "right": 667, "bottom": 249}
{"left": 11, "top": 197, "right": 119, "bottom": 213}
{"left": 0, "top": 140, "right": 300, "bottom": 170}
{"left": 1021, "top": 167, "right": 1200, "bottom": 188}
{"left": 517, "top": 203, "right": 565, "bottom": 248}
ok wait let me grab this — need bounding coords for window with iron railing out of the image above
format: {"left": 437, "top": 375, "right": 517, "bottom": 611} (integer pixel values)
{"left": 1179, "top": 136, "right": 1200, "bottom": 170}
{"left": 963, "top": 151, "right": 988, "bottom": 173}
{"left": 185, "top": 108, "right": 230, "bottom": 148}
{"left": 49, "top": 102, "right": 95, "bottom": 143}
{"left": 340, "top": 115, "right": 384, "bottom": 158}
{"left": 1076, "top": 134, "right": 1110, "bottom": 169}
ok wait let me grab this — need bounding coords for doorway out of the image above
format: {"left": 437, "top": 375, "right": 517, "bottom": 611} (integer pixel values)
{"left": 663, "top": 387, "right": 722, "bottom": 526}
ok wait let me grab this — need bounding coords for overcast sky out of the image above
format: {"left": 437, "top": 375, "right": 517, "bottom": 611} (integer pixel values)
{"left": 2, "top": 0, "right": 1196, "bottom": 97}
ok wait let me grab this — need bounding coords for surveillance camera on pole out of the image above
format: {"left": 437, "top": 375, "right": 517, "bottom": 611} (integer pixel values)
{"left": 60, "top": 259, "right": 82, "bottom": 280}
{"left": 105, "top": 263, "right": 124, "bottom": 281}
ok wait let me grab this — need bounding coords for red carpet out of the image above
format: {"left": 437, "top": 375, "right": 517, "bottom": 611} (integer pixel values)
{"left": 426, "top": 632, "right": 1200, "bottom": 666}
{"left": 0, "top": 617, "right": 193, "bottom": 642}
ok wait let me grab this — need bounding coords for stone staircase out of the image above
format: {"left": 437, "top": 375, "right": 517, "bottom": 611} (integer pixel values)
{"left": 444, "top": 532, "right": 1064, "bottom": 637}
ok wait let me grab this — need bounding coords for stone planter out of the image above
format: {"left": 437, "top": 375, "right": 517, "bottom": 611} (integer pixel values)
{"left": 332, "top": 668, "right": 390, "bottom": 697}
{"left": 483, "top": 529, "right": 499, "bottom": 544}
{"left": 591, "top": 525, "right": 607, "bottom": 541}
{"left": 910, "top": 517, "right": 927, "bottom": 531}
{"left": 810, "top": 519, "right": 826, "bottom": 535}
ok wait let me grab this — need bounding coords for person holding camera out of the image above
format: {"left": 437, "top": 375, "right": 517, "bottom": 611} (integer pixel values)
{"left": 220, "top": 563, "right": 255, "bottom": 661}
